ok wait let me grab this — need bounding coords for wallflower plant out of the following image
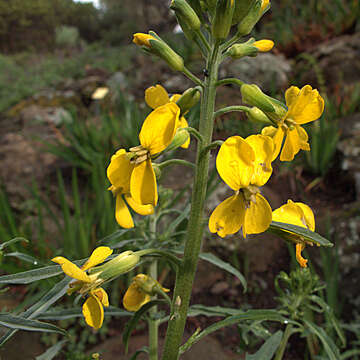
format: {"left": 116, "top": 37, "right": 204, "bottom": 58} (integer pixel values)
{"left": 0, "top": 1, "right": 336, "bottom": 359}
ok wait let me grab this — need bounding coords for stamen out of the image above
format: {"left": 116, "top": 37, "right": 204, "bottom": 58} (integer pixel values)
{"left": 296, "top": 243, "right": 308, "bottom": 268}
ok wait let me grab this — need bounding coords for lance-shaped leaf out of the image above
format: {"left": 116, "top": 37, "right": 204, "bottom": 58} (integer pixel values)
{"left": 35, "top": 340, "right": 68, "bottom": 360}
{"left": 0, "top": 237, "right": 28, "bottom": 251}
{"left": 0, "top": 314, "right": 67, "bottom": 336}
{"left": 245, "top": 330, "right": 283, "bottom": 360}
{"left": 267, "top": 221, "right": 333, "bottom": 247}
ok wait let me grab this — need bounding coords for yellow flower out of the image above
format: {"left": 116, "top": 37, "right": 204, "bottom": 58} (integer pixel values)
{"left": 107, "top": 101, "right": 180, "bottom": 221}
{"left": 133, "top": 33, "right": 155, "bottom": 47}
{"left": 107, "top": 149, "right": 154, "bottom": 229}
{"left": 123, "top": 274, "right": 170, "bottom": 312}
{"left": 262, "top": 85, "right": 324, "bottom": 161}
{"left": 52, "top": 246, "right": 113, "bottom": 329}
{"left": 209, "top": 134, "right": 274, "bottom": 238}
{"left": 145, "top": 84, "right": 190, "bottom": 149}
{"left": 272, "top": 200, "right": 315, "bottom": 267}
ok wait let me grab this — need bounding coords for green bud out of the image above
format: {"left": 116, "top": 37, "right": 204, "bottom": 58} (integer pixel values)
{"left": 241, "top": 84, "right": 275, "bottom": 113}
{"left": 237, "top": 0, "right": 261, "bottom": 36}
{"left": 148, "top": 31, "right": 184, "bottom": 72}
{"left": 171, "top": 0, "right": 201, "bottom": 32}
{"left": 186, "top": 0, "right": 204, "bottom": 19}
{"left": 176, "top": 87, "right": 201, "bottom": 115}
{"left": 226, "top": 38, "right": 258, "bottom": 59}
{"left": 93, "top": 251, "right": 140, "bottom": 282}
{"left": 232, "top": 0, "right": 256, "bottom": 24}
{"left": 212, "top": 0, "right": 235, "bottom": 40}
{"left": 133, "top": 274, "right": 168, "bottom": 296}
{"left": 165, "top": 128, "right": 190, "bottom": 152}
{"left": 175, "top": 14, "right": 197, "bottom": 40}
{"left": 263, "top": 96, "right": 287, "bottom": 122}
{"left": 247, "top": 107, "right": 273, "bottom": 125}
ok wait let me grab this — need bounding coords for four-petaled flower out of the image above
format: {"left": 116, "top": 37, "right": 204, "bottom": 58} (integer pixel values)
{"left": 145, "top": 84, "right": 190, "bottom": 148}
{"left": 52, "top": 246, "right": 113, "bottom": 329}
{"left": 209, "top": 134, "right": 274, "bottom": 238}
{"left": 272, "top": 200, "right": 315, "bottom": 267}
{"left": 123, "top": 274, "right": 170, "bottom": 312}
{"left": 262, "top": 85, "right": 324, "bottom": 161}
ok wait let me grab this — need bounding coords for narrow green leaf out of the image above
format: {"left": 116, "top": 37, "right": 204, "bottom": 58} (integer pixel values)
{"left": 341, "top": 349, "right": 360, "bottom": 360}
{"left": 180, "top": 310, "right": 286, "bottom": 354}
{"left": 0, "top": 237, "right": 29, "bottom": 251}
{"left": 303, "top": 319, "right": 340, "bottom": 360}
{"left": 130, "top": 346, "right": 149, "bottom": 360}
{"left": 35, "top": 340, "right": 68, "bottom": 360}
{"left": 0, "top": 314, "right": 67, "bottom": 336}
{"left": 199, "top": 252, "right": 247, "bottom": 292}
{"left": 123, "top": 300, "right": 166, "bottom": 354}
{"left": 245, "top": 330, "right": 283, "bottom": 360}
{"left": 268, "top": 221, "right": 333, "bottom": 247}
{"left": 188, "top": 304, "right": 242, "bottom": 317}
{"left": 4, "top": 252, "right": 42, "bottom": 266}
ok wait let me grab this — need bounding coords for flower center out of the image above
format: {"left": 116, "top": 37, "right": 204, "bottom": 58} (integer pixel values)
{"left": 241, "top": 185, "right": 260, "bottom": 208}
{"left": 129, "top": 145, "right": 150, "bottom": 164}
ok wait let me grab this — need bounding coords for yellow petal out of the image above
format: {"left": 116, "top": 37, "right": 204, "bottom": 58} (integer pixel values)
{"left": 272, "top": 199, "right": 306, "bottom": 228}
{"left": 296, "top": 243, "right": 308, "bottom": 268}
{"left": 124, "top": 194, "right": 155, "bottom": 216}
{"left": 243, "top": 193, "right": 272, "bottom": 237}
{"left": 180, "top": 117, "right": 190, "bottom": 149}
{"left": 169, "top": 94, "right": 181, "bottom": 103}
{"left": 286, "top": 85, "right": 324, "bottom": 125}
{"left": 296, "top": 125, "right": 310, "bottom": 151}
{"left": 82, "top": 294, "right": 104, "bottom": 329}
{"left": 133, "top": 33, "right": 155, "bottom": 47}
{"left": 280, "top": 128, "right": 300, "bottom": 162}
{"left": 123, "top": 283, "right": 151, "bottom": 312}
{"left": 245, "top": 134, "right": 274, "bottom": 186}
{"left": 145, "top": 85, "right": 170, "bottom": 109}
{"left": 261, "top": 126, "right": 285, "bottom": 161}
{"left": 284, "top": 86, "right": 300, "bottom": 108}
{"left": 130, "top": 159, "right": 158, "bottom": 206}
{"left": 295, "top": 202, "right": 315, "bottom": 231}
{"left": 82, "top": 247, "right": 113, "bottom": 271}
{"left": 51, "top": 256, "right": 91, "bottom": 282}
{"left": 92, "top": 288, "right": 109, "bottom": 307}
{"left": 115, "top": 194, "right": 134, "bottom": 228}
{"left": 107, "top": 149, "right": 134, "bottom": 193}
{"left": 139, "top": 102, "right": 180, "bottom": 155}
{"left": 216, "top": 136, "right": 255, "bottom": 191}
{"left": 253, "top": 40, "right": 274, "bottom": 52}
{"left": 208, "top": 194, "right": 245, "bottom": 237}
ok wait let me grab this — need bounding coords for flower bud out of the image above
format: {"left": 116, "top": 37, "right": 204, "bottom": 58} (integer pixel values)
{"left": 247, "top": 107, "right": 273, "bottom": 125}
{"left": 133, "top": 274, "right": 169, "bottom": 296}
{"left": 226, "top": 38, "right": 258, "bottom": 58}
{"left": 212, "top": 0, "right": 235, "bottom": 40}
{"left": 165, "top": 128, "right": 190, "bottom": 152}
{"left": 133, "top": 31, "right": 184, "bottom": 72}
{"left": 253, "top": 39, "right": 274, "bottom": 52}
{"left": 237, "top": 0, "right": 264, "bottom": 36}
{"left": 186, "top": 0, "right": 204, "bottom": 19}
{"left": 232, "top": 0, "right": 256, "bottom": 24}
{"left": 171, "top": 0, "right": 201, "bottom": 32}
{"left": 93, "top": 251, "right": 140, "bottom": 282}
{"left": 263, "top": 96, "right": 287, "bottom": 122}
{"left": 176, "top": 87, "right": 201, "bottom": 115}
{"left": 241, "top": 84, "right": 275, "bottom": 113}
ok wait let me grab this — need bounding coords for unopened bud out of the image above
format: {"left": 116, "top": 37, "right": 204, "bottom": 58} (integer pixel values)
{"left": 176, "top": 87, "right": 201, "bottom": 115}
{"left": 237, "top": 0, "right": 262, "bottom": 36}
{"left": 165, "top": 128, "right": 190, "bottom": 152}
{"left": 171, "top": 0, "right": 201, "bottom": 32}
{"left": 247, "top": 107, "right": 273, "bottom": 124}
{"left": 241, "top": 84, "right": 275, "bottom": 113}
{"left": 232, "top": 0, "right": 256, "bottom": 24}
{"left": 227, "top": 38, "right": 258, "bottom": 59}
{"left": 93, "top": 251, "right": 140, "bottom": 282}
{"left": 263, "top": 96, "right": 287, "bottom": 122}
{"left": 253, "top": 39, "right": 274, "bottom": 52}
{"left": 133, "top": 274, "right": 170, "bottom": 296}
{"left": 212, "top": 0, "right": 235, "bottom": 40}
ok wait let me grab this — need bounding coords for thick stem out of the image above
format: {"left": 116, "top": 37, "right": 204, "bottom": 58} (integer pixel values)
{"left": 148, "top": 218, "right": 159, "bottom": 360}
{"left": 161, "top": 42, "right": 221, "bottom": 360}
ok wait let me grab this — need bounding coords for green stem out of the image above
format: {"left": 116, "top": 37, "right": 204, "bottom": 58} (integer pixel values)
{"left": 214, "top": 105, "right": 251, "bottom": 118}
{"left": 161, "top": 41, "right": 221, "bottom": 360}
{"left": 216, "top": 78, "right": 244, "bottom": 88}
{"left": 158, "top": 159, "right": 195, "bottom": 170}
{"left": 196, "top": 30, "right": 211, "bottom": 53}
{"left": 148, "top": 217, "right": 158, "bottom": 360}
{"left": 274, "top": 324, "right": 294, "bottom": 360}
{"left": 183, "top": 67, "right": 203, "bottom": 87}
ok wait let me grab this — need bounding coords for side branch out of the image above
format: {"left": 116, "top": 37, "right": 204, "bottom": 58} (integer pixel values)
{"left": 216, "top": 78, "right": 244, "bottom": 88}
{"left": 214, "top": 105, "right": 251, "bottom": 118}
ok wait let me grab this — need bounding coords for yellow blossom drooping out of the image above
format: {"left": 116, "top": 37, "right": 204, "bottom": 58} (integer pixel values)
{"left": 107, "top": 100, "right": 181, "bottom": 225}
{"left": 123, "top": 274, "right": 170, "bottom": 312}
{"left": 107, "top": 149, "right": 154, "bottom": 229}
{"left": 145, "top": 84, "right": 190, "bottom": 149}
{"left": 253, "top": 39, "right": 274, "bottom": 52}
{"left": 261, "top": 85, "right": 324, "bottom": 161}
{"left": 52, "top": 246, "right": 113, "bottom": 329}
{"left": 272, "top": 200, "right": 316, "bottom": 267}
{"left": 209, "top": 134, "right": 274, "bottom": 238}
